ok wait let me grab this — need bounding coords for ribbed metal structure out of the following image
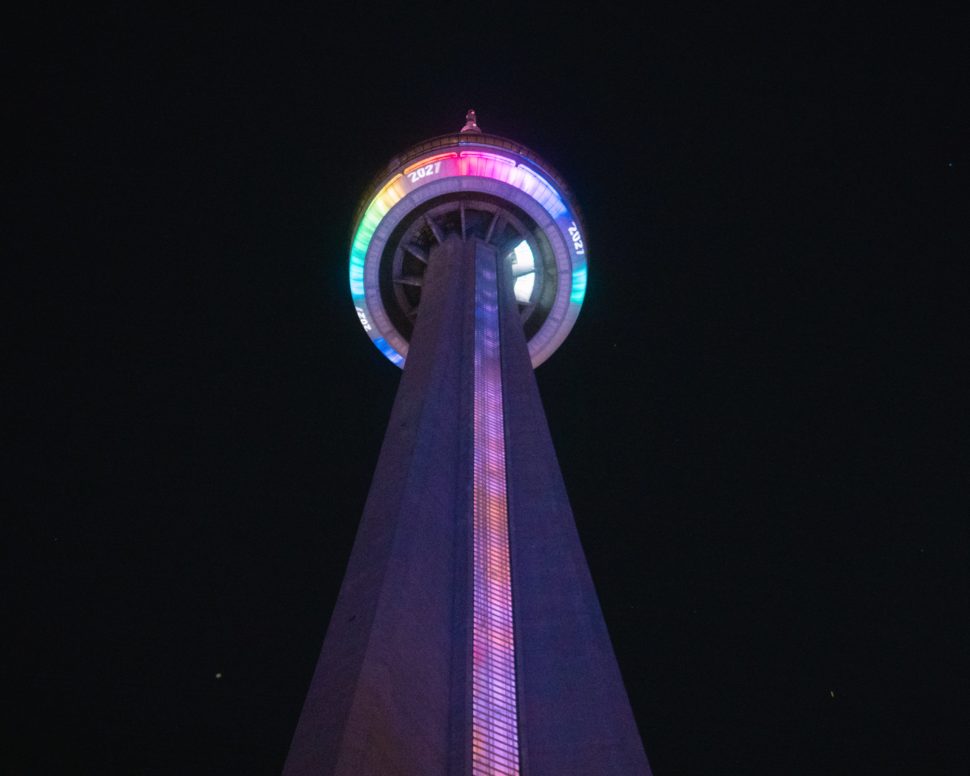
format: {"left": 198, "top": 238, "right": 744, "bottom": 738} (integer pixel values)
{"left": 471, "top": 244, "right": 520, "bottom": 775}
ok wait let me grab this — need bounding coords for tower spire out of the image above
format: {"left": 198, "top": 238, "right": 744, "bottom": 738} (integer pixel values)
{"left": 460, "top": 108, "right": 481, "bottom": 133}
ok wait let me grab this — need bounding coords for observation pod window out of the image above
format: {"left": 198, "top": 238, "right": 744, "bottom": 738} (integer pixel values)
{"left": 511, "top": 239, "right": 536, "bottom": 304}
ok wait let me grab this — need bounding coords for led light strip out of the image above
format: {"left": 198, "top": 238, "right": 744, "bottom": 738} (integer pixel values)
{"left": 471, "top": 250, "right": 520, "bottom": 776}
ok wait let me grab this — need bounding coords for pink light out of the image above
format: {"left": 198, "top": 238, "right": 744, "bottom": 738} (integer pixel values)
{"left": 403, "top": 151, "right": 458, "bottom": 174}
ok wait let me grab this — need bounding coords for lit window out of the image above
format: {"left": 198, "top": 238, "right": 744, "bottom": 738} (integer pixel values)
{"left": 511, "top": 240, "right": 536, "bottom": 303}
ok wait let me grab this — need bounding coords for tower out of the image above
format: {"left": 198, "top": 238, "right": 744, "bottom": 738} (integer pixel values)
{"left": 283, "top": 113, "right": 652, "bottom": 775}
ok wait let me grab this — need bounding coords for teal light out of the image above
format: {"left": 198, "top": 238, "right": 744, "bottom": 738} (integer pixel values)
{"left": 570, "top": 265, "right": 587, "bottom": 305}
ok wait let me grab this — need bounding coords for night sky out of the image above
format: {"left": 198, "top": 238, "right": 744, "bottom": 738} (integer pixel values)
{"left": 9, "top": 5, "right": 964, "bottom": 775}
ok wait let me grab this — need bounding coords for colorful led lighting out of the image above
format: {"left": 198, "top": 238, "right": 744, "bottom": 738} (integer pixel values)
{"left": 570, "top": 265, "right": 588, "bottom": 305}
{"left": 349, "top": 145, "right": 587, "bottom": 366}
{"left": 403, "top": 151, "right": 458, "bottom": 174}
{"left": 372, "top": 337, "right": 404, "bottom": 367}
{"left": 460, "top": 150, "right": 516, "bottom": 165}
{"left": 471, "top": 251, "right": 520, "bottom": 775}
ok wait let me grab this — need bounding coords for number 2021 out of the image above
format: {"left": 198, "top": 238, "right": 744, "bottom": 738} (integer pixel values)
{"left": 407, "top": 161, "right": 442, "bottom": 183}
{"left": 568, "top": 221, "right": 585, "bottom": 255}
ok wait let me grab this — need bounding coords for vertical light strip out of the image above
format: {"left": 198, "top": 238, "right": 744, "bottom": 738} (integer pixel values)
{"left": 471, "top": 250, "right": 520, "bottom": 775}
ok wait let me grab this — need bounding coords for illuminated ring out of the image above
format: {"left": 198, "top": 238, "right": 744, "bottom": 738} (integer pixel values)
{"left": 348, "top": 134, "right": 588, "bottom": 368}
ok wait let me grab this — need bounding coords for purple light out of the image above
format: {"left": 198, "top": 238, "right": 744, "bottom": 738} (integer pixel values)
{"left": 471, "top": 254, "right": 520, "bottom": 775}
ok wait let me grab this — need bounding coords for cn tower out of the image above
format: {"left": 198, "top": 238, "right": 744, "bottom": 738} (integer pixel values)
{"left": 283, "top": 112, "right": 652, "bottom": 776}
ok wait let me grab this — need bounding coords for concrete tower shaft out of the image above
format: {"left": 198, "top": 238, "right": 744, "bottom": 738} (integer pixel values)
{"left": 283, "top": 119, "right": 652, "bottom": 775}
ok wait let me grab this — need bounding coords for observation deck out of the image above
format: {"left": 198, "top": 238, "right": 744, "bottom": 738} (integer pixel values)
{"left": 348, "top": 130, "right": 588, "bottom": 368}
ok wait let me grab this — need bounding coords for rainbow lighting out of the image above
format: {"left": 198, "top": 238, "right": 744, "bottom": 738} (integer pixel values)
{"left": 471, "top": 248, "right": 519, "bottom": 776}
{"left": 348, "top": 137, "right": 589, "bottom": 369}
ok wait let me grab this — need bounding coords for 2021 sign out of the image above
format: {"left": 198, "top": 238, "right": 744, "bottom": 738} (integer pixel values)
{"left": 568, "top": 221, "right": 585, "bottom": 255}
{"left": 406, "top": 161, "right": 442, "bottom": 183}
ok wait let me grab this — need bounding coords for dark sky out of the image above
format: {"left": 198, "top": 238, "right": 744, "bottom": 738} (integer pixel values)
{"left": 9, "top": 5, "right": 965, "bottom": 775}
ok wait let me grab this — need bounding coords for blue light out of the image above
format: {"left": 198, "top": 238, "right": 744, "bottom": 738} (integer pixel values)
{"left": 373, "top": 337, "right": 405, "bottom": 366}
